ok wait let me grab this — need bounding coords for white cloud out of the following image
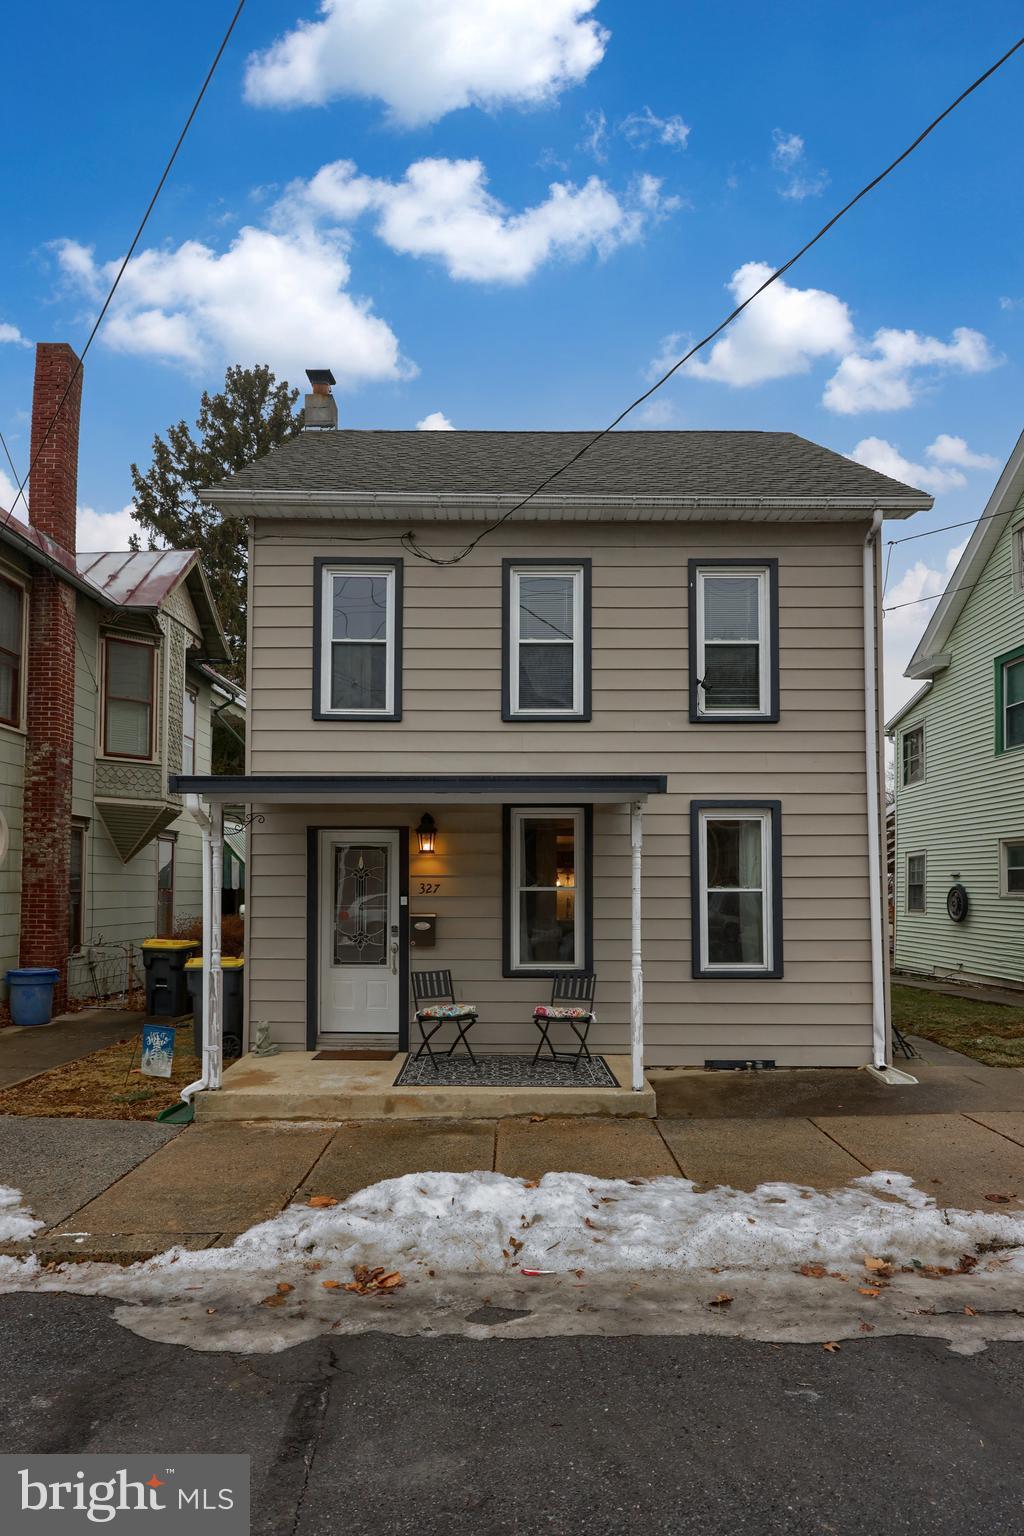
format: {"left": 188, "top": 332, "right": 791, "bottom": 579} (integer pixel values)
{"left": 883, "top": 539, "right": 967, "bottom": 718}
{"left": 416, "top": 411, "right": 454, "bottom": 430}
{"left": 77, "top": 502, "right": 141, "bottom": 551}
{"left": 244, "top": 0, "right": 608, "bottom": 124}
{"left": 0, "top": 322, "right": 29, "bottom": 347}
{"left": 771, "top": 129, "right": 828, "bottom": 200}
{"left": 0, "top": 467, "right": 24, "bottom": 515}
{"left": 823, "top": 326, "right": 997, "bottom": 415}
{"left": 848, "top": 434, "right": 1000, "bottom": 496}
{"left": 925, "top": 433, "right": 999, "bottom": 471}
{"left": 579, "top": 107, "right": 608, "bottom": 162}
{"left": 53, "top": 227, "right": 413, "bottom": 386}
{"left": 680, "top": 261, "right": 854, "bottom": 387}
{"left": 620, "top": 106, "right": 690, "bottom": 150}
{"left": 999, "top": 295, "right": 1023, "bottom": 311}
{"left": 632, "top": 397, "right": 677, "bottom": 427}
{"left": 291, "top": 157, "right": 678, "bottom": 284}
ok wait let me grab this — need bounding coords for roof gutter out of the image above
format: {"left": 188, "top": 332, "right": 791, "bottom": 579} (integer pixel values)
{"left": 199, "top": 488, "right": 931, "bottom": 517}
{"left": 0, "top": 518, "right": 123, "bottom": 609}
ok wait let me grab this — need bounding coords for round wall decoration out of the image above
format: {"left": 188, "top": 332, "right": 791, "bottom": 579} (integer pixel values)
{"left": 946, "top": 884, "right": 969, "bottom": 923}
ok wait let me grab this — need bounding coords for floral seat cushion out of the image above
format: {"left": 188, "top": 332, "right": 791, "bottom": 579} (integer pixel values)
{"left": 416, "top": 1003, "right": 477, "bottom": 1019}
{"left": 533, "top": 1005, "right": 594, "bottom": 1021}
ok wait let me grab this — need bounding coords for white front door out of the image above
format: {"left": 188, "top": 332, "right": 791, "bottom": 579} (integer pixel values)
{"left": 319, "top": 829, "right": 401, "bottom": 1036}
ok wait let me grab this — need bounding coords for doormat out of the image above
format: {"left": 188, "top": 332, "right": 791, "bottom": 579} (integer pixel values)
{"left": 394, "top": 1053, "right": 618, "bottom": 1088}
{"left": 313, "top": 1050, "right": 397, "bottom": 1061}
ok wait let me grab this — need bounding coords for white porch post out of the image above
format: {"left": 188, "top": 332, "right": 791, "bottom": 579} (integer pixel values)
{"left": 207, "top": 800, "right": 225, "bottom": 1091}
{"left": 630, "top": 799, "right": 644, "bottom": 1091}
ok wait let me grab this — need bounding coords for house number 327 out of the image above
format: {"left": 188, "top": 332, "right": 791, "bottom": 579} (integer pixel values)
{"left": 418, "top": 881, "right": 441, "bottom": 894}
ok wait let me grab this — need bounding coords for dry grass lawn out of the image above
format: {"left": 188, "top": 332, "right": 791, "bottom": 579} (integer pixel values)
{"left": 892, "top": 984, "right": 1024, "bottom": 1067}
{"left": 0, "top": 1028, "right": 201, "bottom": 1120}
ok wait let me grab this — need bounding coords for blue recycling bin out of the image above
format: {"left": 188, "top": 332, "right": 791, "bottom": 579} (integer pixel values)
{"left": 5, "top": 967, "right": 61, "bottom": 1027}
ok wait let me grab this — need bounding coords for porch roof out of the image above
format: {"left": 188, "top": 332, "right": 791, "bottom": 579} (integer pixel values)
{"left": 171, "top": 772, "right": 668, "bottom": 805}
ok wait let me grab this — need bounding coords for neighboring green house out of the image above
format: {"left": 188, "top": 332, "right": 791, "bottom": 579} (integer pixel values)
{"left": 887, "top": 427, "right": 1024, "bottom": 988}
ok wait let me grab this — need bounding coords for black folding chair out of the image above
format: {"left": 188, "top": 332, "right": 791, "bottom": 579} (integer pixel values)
{"left": 411, "top": 969, "right": 479, "bottom": 1070}
{"left": 531, "top": 974, "right": 597, "bottom": 1069}
{"left": 892, "top": 1024, "right": 920, "bottom": 1060}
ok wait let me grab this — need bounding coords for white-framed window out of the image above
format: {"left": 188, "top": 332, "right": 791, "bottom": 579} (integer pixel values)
{"left": 503, "top": 562, "right": 588, "bottom": 720}
{"left": 906, "top": 851, "right": 926, "bottom": 913}
{"left": 504, "top": 806, "right": 588, "bottom": 974}
{"left": 1000, "top": 838, "right": 1024, "bottom": 898}
{"left": 691, "top": 561, "right": 776, "bottom": 721}
{"left": 102, "top": 636, "right": 156, "bottom": 759}
{"left": 182, "top": 687, "right": 197, "bottom": 774}
{"left": 0, "top": 572, "right": 26, "bottom": 729}
{"left": 692, "top": 804, "right": 781, "bottom": 977}
{"left": 901, "top": 724, "right": 925, "bottom": 786}
{"left": 315, "top": 561, "right": 401, "bottom": 720}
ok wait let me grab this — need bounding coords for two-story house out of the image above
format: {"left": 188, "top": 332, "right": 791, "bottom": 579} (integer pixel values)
{"left": 887, "top": 427, "right": 1024, "bottom": 988}
{"left": 176, "top": 372, "right": 932, "bottom": 1093}
{"left": 0, "top": 343, "right": 239, "bottom": 1013}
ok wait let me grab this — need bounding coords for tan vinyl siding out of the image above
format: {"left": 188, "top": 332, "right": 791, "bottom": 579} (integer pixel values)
{"left": 244, "top": 517, "right": 876, "bottom": 1066}
{"left": 893, "top": 498, "right": 1024, "bottom": 985}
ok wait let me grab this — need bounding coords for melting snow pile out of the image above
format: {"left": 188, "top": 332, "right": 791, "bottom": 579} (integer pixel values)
{"left": 170, "top": 1170, "right": 1024, "bottom": 1277}
{"left": 0, "top": 1185, "right": 43, "bottom": 1244}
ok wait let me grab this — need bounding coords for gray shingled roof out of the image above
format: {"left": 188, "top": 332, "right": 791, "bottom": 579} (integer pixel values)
{"left": 207, "top": 429, "right": 930, "bottom": 503}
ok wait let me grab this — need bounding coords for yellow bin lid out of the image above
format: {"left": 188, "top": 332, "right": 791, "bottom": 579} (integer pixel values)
{"left": 185, "top": 956, "right": 245, "bottom": 969}
{"left": 141, "top": 939, "right": 198, "bottom": 950}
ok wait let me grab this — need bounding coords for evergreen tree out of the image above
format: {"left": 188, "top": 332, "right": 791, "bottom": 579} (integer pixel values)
{"left": 129, "top": 364, "right": 303, "bottom": 680}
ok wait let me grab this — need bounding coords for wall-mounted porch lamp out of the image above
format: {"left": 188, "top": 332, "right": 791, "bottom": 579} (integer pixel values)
{"left": 416, "top": 812, "right": 437, "bottom": 854}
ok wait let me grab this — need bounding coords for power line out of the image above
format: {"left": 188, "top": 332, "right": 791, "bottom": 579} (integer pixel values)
{"left": 882, "top": 565, "right": 1014, "bottom": 615}
{"left": 0, "top": 0, "right": 247, "bottom": 532}
{"left": 403, "top": 31, "right": 1024, "bottom": 568}
{"left": 886, "top": 506, "right": 1010, "bottom": 547}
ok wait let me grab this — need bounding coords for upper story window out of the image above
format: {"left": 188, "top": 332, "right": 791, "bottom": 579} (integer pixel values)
{"left": 502, "top": 561, "right": 590, "bottom": 721}
{"left": 103, "top": 636, "right": 155, "bottom": 759}
{"left": 690, "top": 802, "right": 783, "bottom": 978}
{"left": 901, "top": 724, "right": 925, "bottom": 785}
{"left": 314, "top": 559, "right": 402, "bottom": 721}
{"left": 996, "top": 647, "right": 1024, "bottom": 754}
{"left": 182, "top": 687, "right": 197, "bottom": 773}
{"left": 503, "top": 806, "right": 591, "bottom": 975}
{"left": 0, "top": 574, "right": 25, "bottom": 729}
{"left": 689, "top": 560, "right": 779, "bottom": 723}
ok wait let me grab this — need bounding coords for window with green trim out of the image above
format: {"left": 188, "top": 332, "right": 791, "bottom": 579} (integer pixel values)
{"left": 995, "top": 647, "right": 1024, "bottom": 753}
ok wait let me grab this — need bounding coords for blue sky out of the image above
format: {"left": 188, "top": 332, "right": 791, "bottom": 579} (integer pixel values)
{"left": 1, "top": 0, "right": 1022, "bottom": 711}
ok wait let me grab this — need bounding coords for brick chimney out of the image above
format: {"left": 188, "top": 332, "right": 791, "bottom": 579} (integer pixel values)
{"left": 19, "top": 343, "right": 83, "bottom": 1004}
{"left": 29, "top": 342, "right": 81, "bottom": 552}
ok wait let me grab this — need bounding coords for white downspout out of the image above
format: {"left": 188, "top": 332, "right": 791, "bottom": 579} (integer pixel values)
{"left": 180, "top": 794, "right": 212, "bottom": 1104}
{"left": 630, "top": 799, "right": 644, "bottom": 1091}
{"left": 863, "top": 510, "right": 893, "bottom": 1075}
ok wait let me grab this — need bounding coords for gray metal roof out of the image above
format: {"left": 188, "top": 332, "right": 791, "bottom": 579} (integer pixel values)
{"left": 207, "top": 429, "right": 932, "bottom": 505}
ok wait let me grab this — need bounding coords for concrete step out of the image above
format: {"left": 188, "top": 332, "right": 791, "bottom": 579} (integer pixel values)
{"left": 196, "top": 1052, "right": 655, "bottom": 1121}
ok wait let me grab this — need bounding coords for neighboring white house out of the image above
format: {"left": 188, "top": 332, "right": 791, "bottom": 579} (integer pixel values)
{"left": 887, "top": 426, "right": 1024, "bottom": 988}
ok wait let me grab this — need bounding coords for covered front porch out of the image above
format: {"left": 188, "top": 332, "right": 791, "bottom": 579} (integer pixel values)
{"left": 172, "top": 773, "right": 666, "bottom": 1117}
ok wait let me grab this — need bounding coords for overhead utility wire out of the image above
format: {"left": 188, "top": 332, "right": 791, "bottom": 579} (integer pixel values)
{"left": 0, "top": 0, "right": 247, "bottom": 533}
{"left": 403, "top": 31, "right": 1024, "bottom": 569}
{"left": 882, "top": 566, "right": 1015, "bottom": 614}
{"left": 886, "top": 507, "right": 1012, "bottom": 546}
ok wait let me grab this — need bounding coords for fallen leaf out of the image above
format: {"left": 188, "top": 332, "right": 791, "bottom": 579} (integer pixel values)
{"left": 857, "top": 1287, "right": 881, "bottom": 1299}
{"left": 276, "top": 1282, "right": 294, "bottom": 1294}
{"left": 321, "top": 1280, "right": 342, "bottom": 1290}
{"left": 829, "top": 1273, "right": 848, "bottom": 1282}
{"left": 206, "top": 1308, "right": 217, "bottom": 1315}
{"left": 529, "top": 1114, "right": 546, "bottom": 1123}
{"left": 859, "top": 1322, "right": 874, "bottom": 1333}
{"left": 957, "top": 1254, "right": 979, "bottom": 1273}
{"left": 800, "top": 1264, "right": 827, "bottom": 1278}
{"left": 709, "top": 1293, "right": 734, "bottom": 1308}
{"left": 822, "top": 1341, "right": 841, "bottom": 1353}
{"left": 964, "top": 1305, "right": 978, "bottom": 1317}
{"left": 864, "top": 1257, "right": 894, "bottom": 1277}
{"left": 983, "top": 1193, "right": 1016, "bottom": 1204}
{"left": 259, "top": 1294, "right": 287, "bottom": 1308}
{"left": 523, "top": 1180, "right": 540, "bottom": 1189}
{"left": 307, "top": 1195, "right": 338, "bottom": 1209}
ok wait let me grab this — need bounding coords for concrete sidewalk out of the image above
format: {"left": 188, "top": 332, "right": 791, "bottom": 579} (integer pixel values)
{"left": 0, "top": 1009, "right": 146, "bottom": 1090}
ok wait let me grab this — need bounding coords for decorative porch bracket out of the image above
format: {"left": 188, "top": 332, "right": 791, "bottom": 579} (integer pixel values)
{"left": 630, "top": 799, "right": 644, "bottom": 1092}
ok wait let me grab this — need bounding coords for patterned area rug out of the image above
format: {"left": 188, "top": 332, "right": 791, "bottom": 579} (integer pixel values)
{"left": 394, "top": 1052, "right": 618, "bottom": 1088}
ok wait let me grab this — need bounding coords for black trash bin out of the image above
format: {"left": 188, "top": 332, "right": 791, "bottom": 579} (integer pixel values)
{"left": 186, "top": 958, "right": 244, "bottom": 1059}
{"left": 141, "top": 940, "right": 198, "bottom": 1017}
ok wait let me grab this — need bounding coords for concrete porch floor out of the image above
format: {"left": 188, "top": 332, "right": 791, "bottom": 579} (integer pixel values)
{"left": 196, "top": 1051, "right": 656, "bottom": 1121}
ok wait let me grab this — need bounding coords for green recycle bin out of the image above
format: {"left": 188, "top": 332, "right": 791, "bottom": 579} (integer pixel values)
{"left": 185, "top": 957, "right": 245, "bottom": 1059}
{"left": 141, "top": 939, "right": 198, "bottom": 1017}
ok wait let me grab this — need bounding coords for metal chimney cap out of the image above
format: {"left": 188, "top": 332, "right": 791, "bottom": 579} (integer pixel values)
{"left": 305, "top": 368, "right": 336, "bottom": 388}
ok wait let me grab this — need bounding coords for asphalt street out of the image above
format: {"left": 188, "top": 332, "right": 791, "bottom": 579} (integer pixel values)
{"left": 1, "top": 1295, "right": 1021, "bottom": 1535}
